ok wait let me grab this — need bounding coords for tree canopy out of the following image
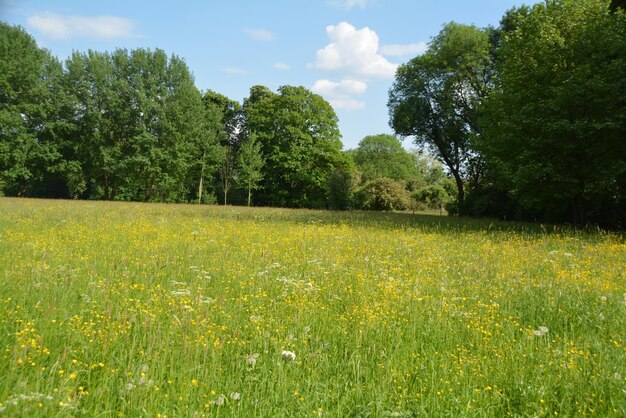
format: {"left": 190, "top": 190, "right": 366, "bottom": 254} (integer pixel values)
{"left": 480, "top": 0, "right": 626, "bottom": 225}
{"left": 388, "top": 22, "right": 491, "bottom": 205}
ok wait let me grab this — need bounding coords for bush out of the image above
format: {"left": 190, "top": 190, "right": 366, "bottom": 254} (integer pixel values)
{"left": 355, "top": 178, "right": 414, "bottom": 211}
{"left": 413, "top": 184, "right": 450, "bottom": 210}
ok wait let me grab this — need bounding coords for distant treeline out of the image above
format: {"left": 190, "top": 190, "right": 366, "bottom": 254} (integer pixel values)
{"left": 1, "top": 0, "right": 625, "bottom": 228}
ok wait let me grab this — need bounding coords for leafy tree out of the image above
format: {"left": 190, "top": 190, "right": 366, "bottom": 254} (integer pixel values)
{"left": 243, "top": 85, "right": 347, "bottom": 208}
{"left": 203, "top": 90, "right": 242, "bottom": 146}
{"left": 351, "top": 134, "right": 421, "bottom": 185}
{"left": 481, "top": 0, "right": 626, "bottom": 226}
{"left": 0, "top": 23, "right": 65, "bottom": 196}
{"left": 355, "top": 178, "right": 414, "bottom": 211}
{"left": 62, "top": 48, "right": 217, "bottom": 202}
{"left": 218, "top": 145, "right": 236, "bottom": 205}
{"left": 389, "top": 23, "right": 491, "bottom": 207}
{"left": 237, "top": 132, "right": 264, "bottom": 206}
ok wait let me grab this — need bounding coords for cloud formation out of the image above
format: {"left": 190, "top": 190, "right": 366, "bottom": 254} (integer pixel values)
{"left": 310, "top": 21, "right": 397, "bottom": 78}
{"left": 380, "top": 42, "right": 427, "bottom": 57}
{"left": 27, "top": 12, "right": 139, "bottom": 40}
{"left": 244, "top": 28, "right": 275, "bottom": 42}
{"left": 312, "top": 79, "right": 367, "bottom": 95}
{"left": 312, "top": 78, "right": 367, "bottom": 110}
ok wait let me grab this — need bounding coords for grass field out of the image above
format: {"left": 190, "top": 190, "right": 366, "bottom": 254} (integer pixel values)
{"left": 0, "top": 198, "right": 624, "bottom": 417}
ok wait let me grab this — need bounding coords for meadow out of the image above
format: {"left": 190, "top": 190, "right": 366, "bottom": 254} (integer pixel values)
{"left": 0, "top": 198, "right": 624, "bottom": 417}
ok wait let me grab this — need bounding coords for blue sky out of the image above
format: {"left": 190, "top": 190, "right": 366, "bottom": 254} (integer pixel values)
{"left": 1, "top": 0, "right": 539, "bottom": 150}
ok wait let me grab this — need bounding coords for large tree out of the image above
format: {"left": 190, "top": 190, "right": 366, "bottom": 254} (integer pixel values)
{"left": 0, "top": 23, "right": 65, "bottom": 196}
{"left": 351, "top": 134, "right": 421, "bottom": 186}
{"left": 481, "top": 0, "right": 626, "bottom": 225}
{"left": 243, "top": 85, "right": 348, "bottom": 208}
{"left": 62, "top": 48, "right": 217, "bottom": 202}
{"left": 388, "top": 23, "right": 491, "bottom": 206}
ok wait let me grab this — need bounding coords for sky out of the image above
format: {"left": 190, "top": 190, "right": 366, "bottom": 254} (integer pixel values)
{"left": 1, "top": 0, "right": 539, "bottom": 150}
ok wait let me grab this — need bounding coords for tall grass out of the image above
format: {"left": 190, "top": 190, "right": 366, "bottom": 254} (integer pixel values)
{"left": 0, "top": 198, "right": 624, "bottom": 417}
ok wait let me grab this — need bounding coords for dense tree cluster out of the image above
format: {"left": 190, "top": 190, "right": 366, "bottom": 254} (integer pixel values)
{"left": 0, "top": 24, "right": 351, "bottom": 208}
{"left": 390, "top": 0, "right": 625, "bottom": 227}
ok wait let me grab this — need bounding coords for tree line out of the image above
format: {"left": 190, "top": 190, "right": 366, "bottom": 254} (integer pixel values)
{"left": 389, "top": 0, "right": 625, "bottom": 228}
{"left": 1, "top": 0, "right": 625, "bottom": 227}
{"left": 0, "top": 22, "right": 450, "bottom": 211}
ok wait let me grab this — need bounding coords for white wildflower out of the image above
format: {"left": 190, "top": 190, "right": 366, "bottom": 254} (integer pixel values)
{"left": 230, "top": 392, "right": 241, "bottom": 401}
{"left": 246, "top": 353, "right": 260, "bottom": 367}
{"left": 533, "top": 326, "right": 549, "bottom": 336}
{"left": 281, "top": 350, "right": 296, "bottom": 361}
{"left": 215, "top": 394, "right": 226, "bottom": 406}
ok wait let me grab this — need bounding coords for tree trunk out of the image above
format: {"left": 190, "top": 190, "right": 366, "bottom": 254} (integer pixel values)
{"left": 198, "top": 152, "right": 205, "bottom": 204}
{"left": 247, "top": 186, "right": 252, "bottom": 207}
{"left": 198, "top": 175, "right": 203, "bottom": 204}
{"left": 452, "top": 170, "right": 465, "bottom": 208}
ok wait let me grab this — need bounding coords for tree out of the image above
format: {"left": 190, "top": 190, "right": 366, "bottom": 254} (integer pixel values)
{"left": 351, "top": 134, "right": 421, "bottom": 185}
{"left": 203, "top": 90, "right": 242, "bottom": 146}
{"left": 243, "top": 85, "right": 348, "bottom": 208}
{"left": 0, "top": 23, "right": 64, "bottom": 196}
{"left": 480, "top": 0, "right": 626, "bottom": 226}
{"left": 62, "top": 48, "right": 217, "bottom": 202}
{"left": 218, "top": 145, "right": 236, "bottom": 205}
{"left": 389, "top": 23, "right": 491, "bottom": 207}
{"left": 355, "top": 178, "right": 414, "bottom": 211}
{"left": 237, "top": 132, "right": 264, "bottom": 206}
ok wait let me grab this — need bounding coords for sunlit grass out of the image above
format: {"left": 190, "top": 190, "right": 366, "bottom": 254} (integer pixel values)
{"left": 0, "top": 198, "right": 624, "bottom": 417}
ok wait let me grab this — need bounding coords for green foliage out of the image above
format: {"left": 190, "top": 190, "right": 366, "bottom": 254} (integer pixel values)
{"left": 61, "top": 48, "right": 219, "bottom": 202}
{"left": 0, "top": 23, "right": 65, "bottom": 196}
{"left": 203, "top": 90, "right": 242, "bottom": 146}
{"left": 480, "top": 0, "right": 626, "bottom": 226}
{"left": 413, "top": 184, "right": 451, "bottom": 210}
{"left": 237, "top": 133, "right": 265, "bottom": 206}
{"left": 351, "top": 134, "right": 421, "bottom": 185}
{"left": 243, "top": 85, "right": 347, "bottom": 208}
{"left": 355, "top": 178, "right": 415, "bottom": 211}
{"left": 389, "top": 23, "right": 491, "bottom": 205}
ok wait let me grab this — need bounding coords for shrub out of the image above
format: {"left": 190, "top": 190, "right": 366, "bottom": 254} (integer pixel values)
{"left": 355, "top": 178, "right": 414, "bottom": 211}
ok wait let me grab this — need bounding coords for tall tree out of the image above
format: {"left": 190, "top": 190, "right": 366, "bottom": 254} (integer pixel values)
{"left": 351, "top": 134, "right": 421, "bottom": 186}
{"left": 0, "top": 23, "right": 65, "bottom": 196}
{"left": 237, "top": 132, "right": 264, "bottom": 206}
{"left": 481, "top": 0, "right": 626, "bottom": 225}
{"left": 388, "top": 23, "right": 491, "bottom": 206}
{"left": 203, "top": 90, "right": 242, "bottom": 146}
{"left": 243, "top": 85, "right": 348, "bottom": 208}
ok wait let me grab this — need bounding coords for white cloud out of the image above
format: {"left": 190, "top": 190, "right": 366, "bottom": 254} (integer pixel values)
{"left": 27, "top": 12, "right": 139, "bottom": 40}
{"left": 244, "top": 28, "right": 275, "bottom": 42}
{"left": 222, "top": 67, "right": 248, "bottom": 75}
{"left": 273, "top": 62, "right": 291, "bottom": 71}
{"left": 312, "top": 79, "right": 367, "bottom": 96}
{"left": 380, "top": 42, "right": 427, "bottom": 57}
{"left": 328, "top": 98, "right": 366, "bottom": 110}
{"left": 310, "top": 21, "right": 397, "bottom": 78}
{"left": 312, "top": 78, "right": 367, "bottom": 110}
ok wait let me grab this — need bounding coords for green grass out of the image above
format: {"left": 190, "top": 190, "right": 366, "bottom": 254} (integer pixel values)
{"left": 0, "top": 198, "right": 624, "bottom": 417}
